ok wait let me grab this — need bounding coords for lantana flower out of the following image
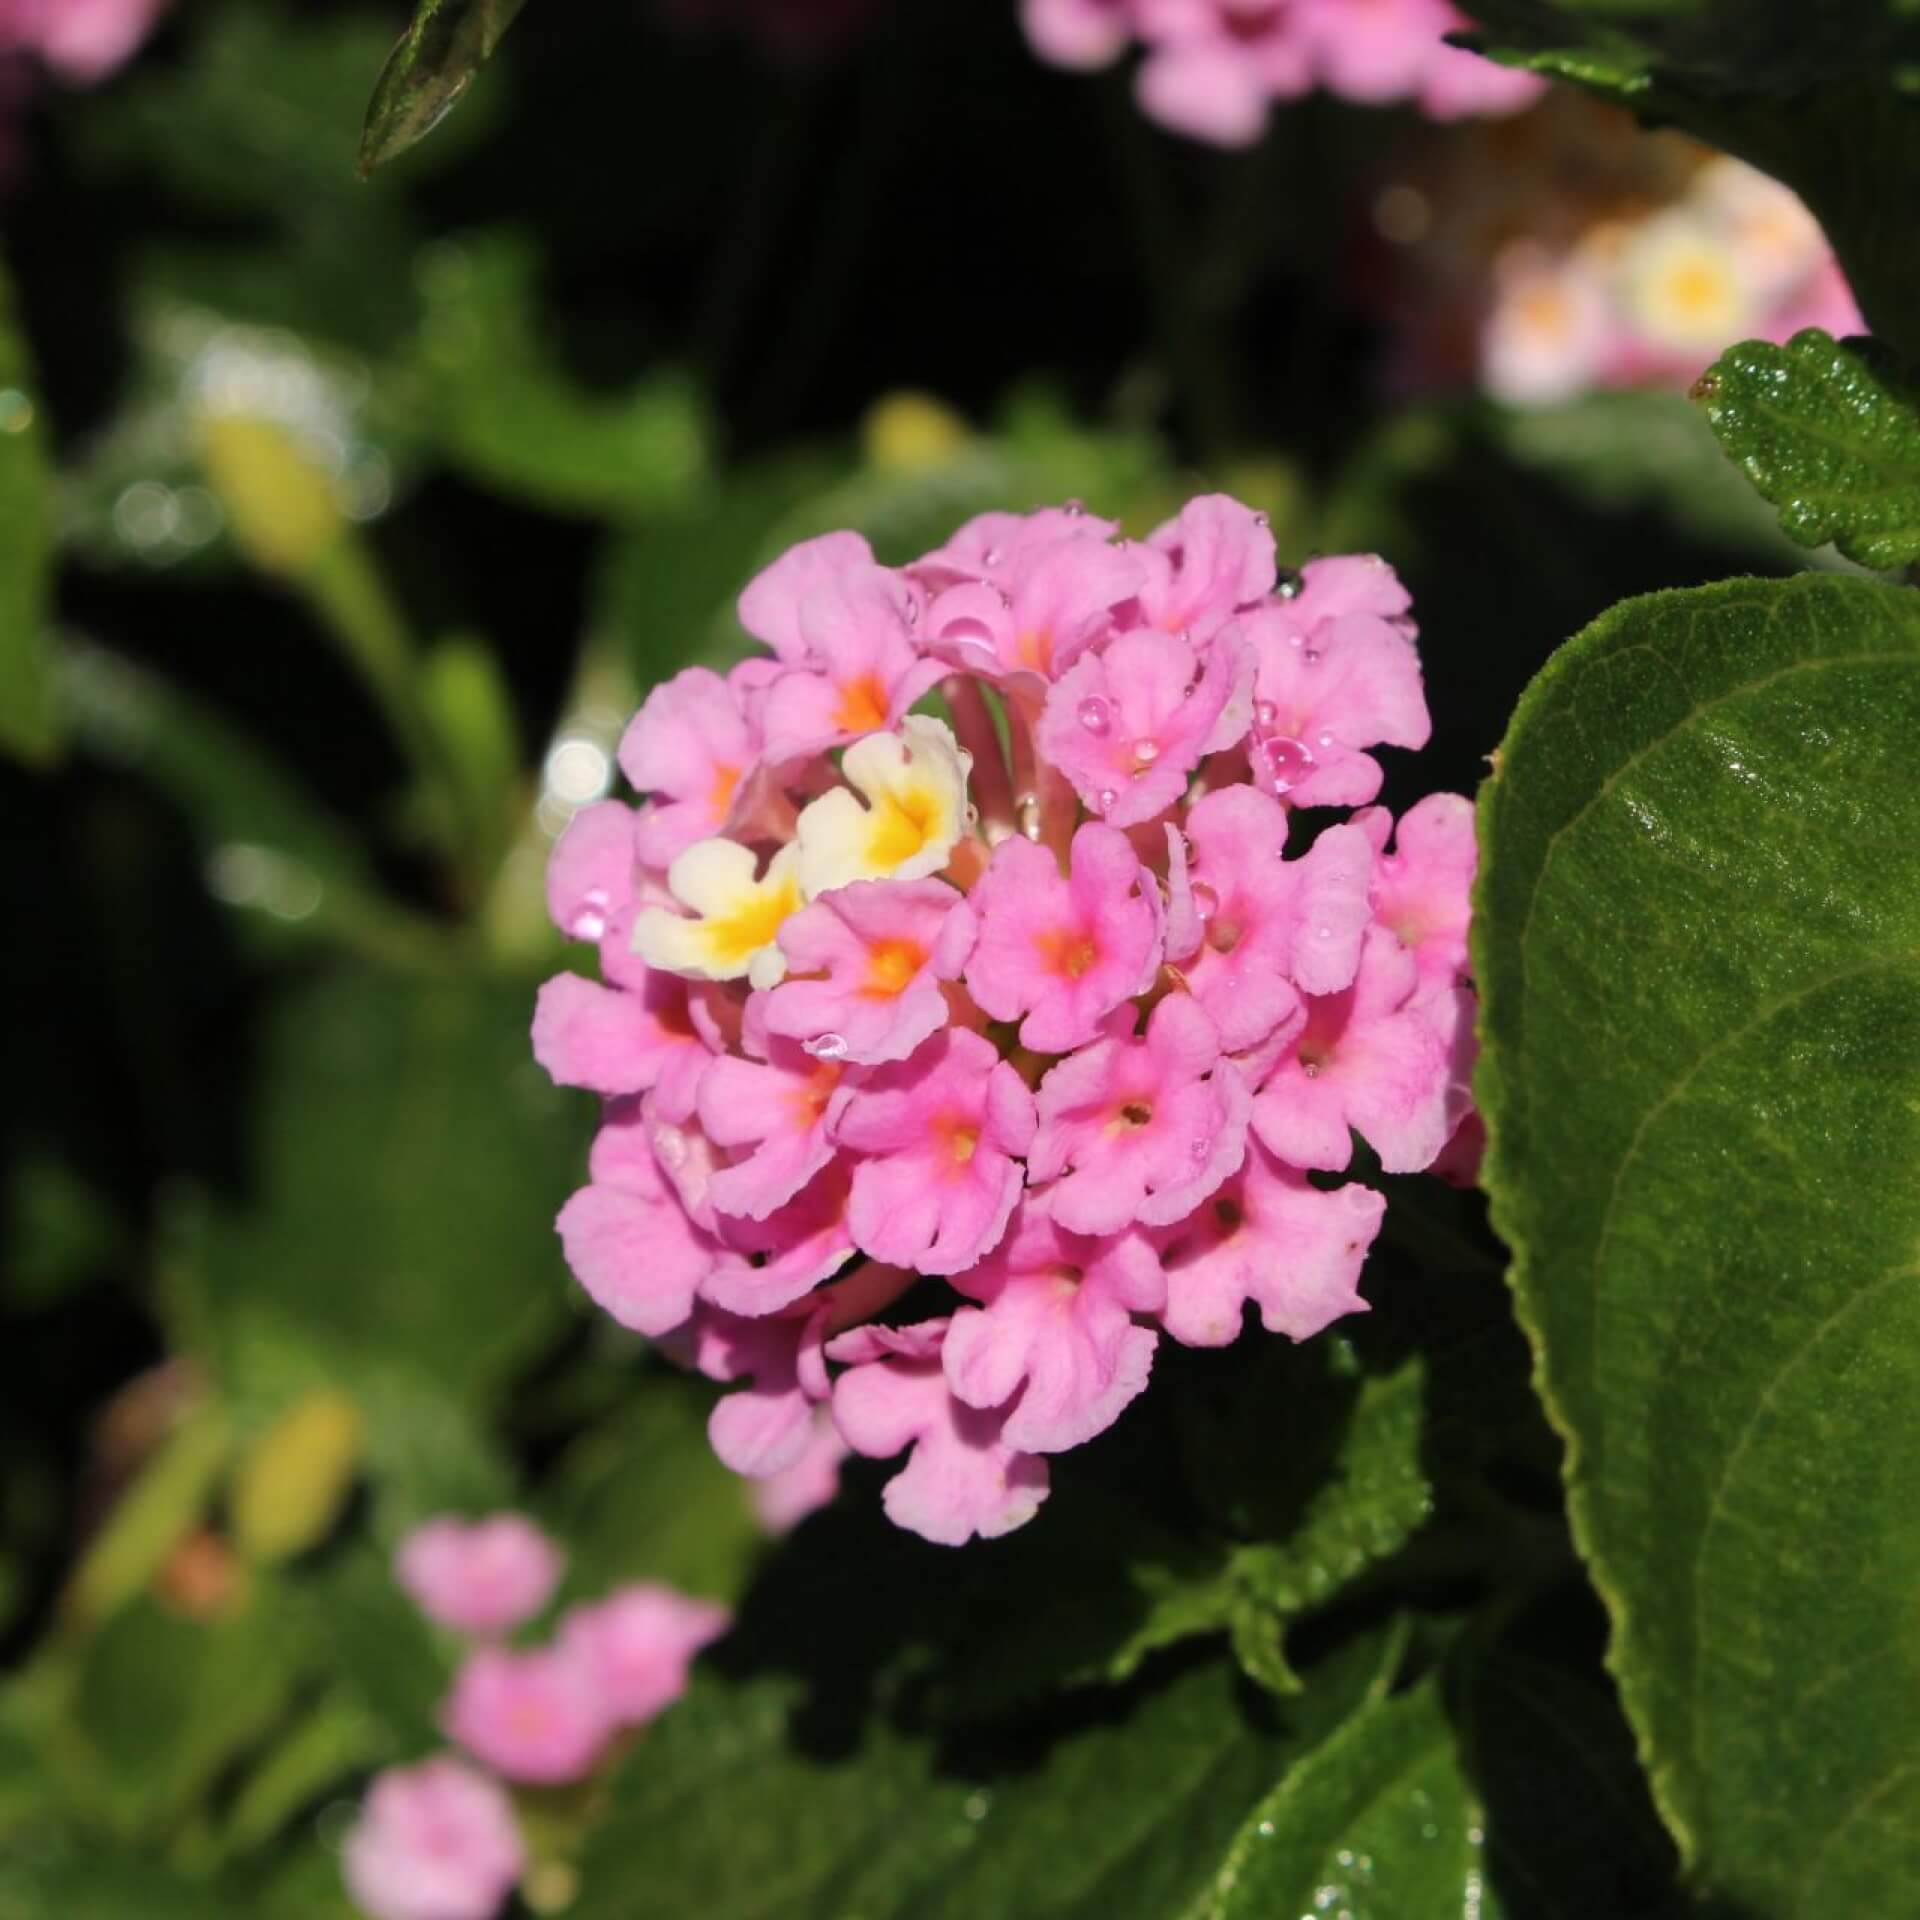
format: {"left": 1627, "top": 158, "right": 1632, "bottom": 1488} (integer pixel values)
{"left": 342, "top": 1756, "right": 524, "bottom": 1920}
{"left": 1021, "top": 0, "right": 1543, "bottom": 148}
{"left": 534, "top": 492, "right": 1477, "bottom": 1546}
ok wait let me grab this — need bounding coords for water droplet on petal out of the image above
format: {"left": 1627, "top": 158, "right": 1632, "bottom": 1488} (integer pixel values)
{"left": 1064, "top": 498, "right": 1086, "bottom": 518}
{"left": 1276, "top": 570, "right": 1303, "bottom": 600}
{"left": 964, "top": 802, "right": 980, "bottom": 827}
{"left": 568, "top": 889, "right": 610, "bottom": 942}
{"left": 1302, "top": 1062, "right": 1320, "bottom": 1079}
{"left": 1315, "top": 729, "right": 1336, "bottom": 750}
{"left": 1078, "top": 696, "right": 1111, "bottom": 735}
{"left": 1192, "top": 880, "right": 1220, "bottom": 920}
{"left": 982, "top": 546, "right": 1002, "bottom": 568}
{"left": 1255, "top": 699, "right": 1277, "bottom": 729}
{"left": 1259, "top": 735, "right": 1317, "bottom": 797}
{"left": 1253, "top": 511, "right": 1269, "bottom": 529}
{"left": 1303, "top": 647, "right": 1322, "bottom": 663}
{"left": 1314, "top": 924, "right": 1332, "bottom": 940}
{"left": 1131, "top": 737, "right": 1159, "bottom": 765}
{"left": 1190, "top": 1136, "right": 1212, "bottom": 1163}
{"left": 804, "top": 1033, "right": 850, "bottom": 1062}
{"left": 1096, "top": 787, "right": 1119, "bottom": 812}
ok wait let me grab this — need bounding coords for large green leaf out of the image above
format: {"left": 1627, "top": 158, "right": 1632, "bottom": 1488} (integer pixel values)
{"left": 0, "top": 262, "right": 54, "bottom": 765}
{"left": 1476, "top": 573, "right": 1920, "bottom": 1910}
{"left": 359, "top": 0, "right": 527, "bottom": 175}
{"left": 571, "top": 1631, "right": 1401, "bottom": 1920}
{"left": 191, "top": 967, "right": 581, "bottom": 1405}
{"left": 1696, "top": 330, "right": 1920, "bottom": 572}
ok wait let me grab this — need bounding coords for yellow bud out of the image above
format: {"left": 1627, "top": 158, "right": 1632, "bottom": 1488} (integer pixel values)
{"left": 861, "top": 391, "right": 972, "bottom": 474}
{"left": 229, "top": 1388, "right": 363, "bottom": 1564}
{"left": 197, "top": 414, "right": 344, "bottom": 578}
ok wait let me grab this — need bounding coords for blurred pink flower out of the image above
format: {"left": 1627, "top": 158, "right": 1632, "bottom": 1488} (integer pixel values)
{"left": 342, "top": 1756, "right": 523, "bottom": 1920}
{"left": 394, "top": 1515, "right": 564, "bottom": 1640}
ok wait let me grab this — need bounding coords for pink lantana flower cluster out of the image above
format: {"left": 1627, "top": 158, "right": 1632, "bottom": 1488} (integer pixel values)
{"left": 1022, "top": 0, "right": 1541, "bottom": 148}
{"left": 343, "top": 1513, "right": 728, "bottom": 1920}
{"left": 534, "top": 495, "right": 1477, "bottom": 1548}
{"left": 536, "top": 495, "right": 1477, "bottom": 1547}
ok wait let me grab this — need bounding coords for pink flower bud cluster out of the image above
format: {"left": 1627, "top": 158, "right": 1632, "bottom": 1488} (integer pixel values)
{"left": 1021, "top": 0, "right": 1542, "bottom": 148}
{"left": 343, "top": 1514, "right": 728, "bottom": 1920}
{"left": 533, "top": 493, "right": 1480, "bottom": 1549}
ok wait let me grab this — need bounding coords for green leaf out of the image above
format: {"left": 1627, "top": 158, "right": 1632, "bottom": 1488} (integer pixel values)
{"left": 409, "top": 235, "right": 711, "bottom": 520}
{"left": 1463, "top": 1, "right": 1920, "bottom": 97}
{"left": 1476, "top": 573, "right": 1920, "bottom": 1909}
{"left": 0, "top": 261, "right": 54, "bottom": 765}
{"left": 1696, "top": 329, "right": 1920, "bottom": 570}
{"left": 191, "top": 967, "right": 582, "bottom": 1405}
{"left": 359, "top": 0, "right": 527, "bottom": 175}
{"left": 572, "top": 1632, "right": 1402, "bottom": 1920}
{"left": 542, "top": 1369, "right": 763, "bottom": 1606}
{"left": 1189, "top": 1675, "right": 1493, "bottom": 1918}
{"left": 1108, "top": 1358, "right": 1432, "bottom": 1695}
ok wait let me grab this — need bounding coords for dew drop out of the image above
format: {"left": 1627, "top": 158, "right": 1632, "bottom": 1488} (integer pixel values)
{"left": 1097, "top": 787, "right": 1119, "bottom": 812}
{"left": 568, "top": 889, "right": 610, "bottom": 942}
{"left": 1064, "top": 498, "right": 1086, "bottom": 517}
{"left": 1259, "top": 734, "right": 1317, "bottom": 797}
{"left": 1078, "top": 695, "right": 1111, "bottom": 735}
{"left": 1302, "top": 1062, "right": 1320, "bottom": 1079}
{"left": 804, "top": 1033, "right": 850, "bottom": 1062}
{"left": 1190, "top": 1136, "right": 1212, "bottom": 1164}
{"left": 1276, "top": 570, "right": 1303, "bottom": 599}
{"left": 1131, "top": 737, "right": 1160, "bottom": 765}
{"left": 1314, "top": 924, "right": 1332, "bottom": 941}
{"left": 1303, "top": 647, "right": 1321, "bottom": 663}
{"left": 1253, "top": 511, "right": 1269, "bottom": 529}
{"left": 982, "top": 546, "right": 1003, "bottom": 568}
{"left": 1192, "top": 880, "right": 1220, "bottom": 920}
{"left": 1315, "top": 729, "right": 1336, "bottom": 750}
{"left": 1255, "top": 699, "right": 1277, "bottom": 729}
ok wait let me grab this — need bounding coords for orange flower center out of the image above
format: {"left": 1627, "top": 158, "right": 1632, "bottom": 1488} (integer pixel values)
{"left": 1036, "top": 926, "right": 1098, "bottom": 980}
{"left": 708, "top": 762, "right": 741, "bottom": 818}
{"left": 861, "top": 938, "right": 926, "bottom": 1000}
{"left": 834, "top": 674, "right": 891, "bottom": 735}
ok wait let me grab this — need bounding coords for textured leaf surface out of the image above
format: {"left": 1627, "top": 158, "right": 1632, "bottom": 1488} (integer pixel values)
{"left": 571, "top": 1634, "right": 1398, "bottom": 1920}
{"left": 1697, "top": 330, "right": 1920, "bottom": 571}
{"left": 1476, "top": 574, "right": 1920, "bottom": 1910}
{"left": 359, "top": 0, "right": 525, "bottom": 175}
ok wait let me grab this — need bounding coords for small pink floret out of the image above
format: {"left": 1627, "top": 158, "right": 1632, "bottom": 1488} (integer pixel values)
{"left": 394, "top": 1514, "right": 564, "bottom": 1639}
{"left": 342, "top": 1755, "right": 523, "bottom": 1920}
{"left": 557, "top": 1583, "right": 731, "bottom": 1729}
{"left": 441, "top": 1642, "right": 609, "bottom": 1786}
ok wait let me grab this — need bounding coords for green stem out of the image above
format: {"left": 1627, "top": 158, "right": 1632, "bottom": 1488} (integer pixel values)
{"left": 303, "top": 539, "right": 485, "bottom": 907}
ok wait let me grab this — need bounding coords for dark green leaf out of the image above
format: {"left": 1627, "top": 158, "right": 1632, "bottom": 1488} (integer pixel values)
{"left": 359, "top": 0, "right": 527, "bottom": 176}
{"left": 1193, "top": 1675, "right": 1495, "bottom": 1918}
{"left": 572, "top": 1631, "right": 1402, "bottom": 1920}
{"left": 73, "top": 1593, "right": 297, "bottom": 1836}
{"left": 0, "top": 261, "right": 54, "bottom": 765}
{"left": 1697, "top": 329, "right": 1920, "bottom": 570}
{"left": 1476, "top": 573, "right": 1920, "bottom": 1909}
{"left": 542, "top": 1369, "right": 763, "bottom": 1606}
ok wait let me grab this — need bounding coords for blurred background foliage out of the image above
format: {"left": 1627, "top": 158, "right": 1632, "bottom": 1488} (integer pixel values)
{"left": 0, "top": 0, "right": 1848, "bottom": 1912}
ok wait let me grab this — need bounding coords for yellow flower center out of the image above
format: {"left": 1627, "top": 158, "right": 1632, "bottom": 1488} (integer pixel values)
{"left": 862, "top": 938, "right": 925, "bottom": 1000}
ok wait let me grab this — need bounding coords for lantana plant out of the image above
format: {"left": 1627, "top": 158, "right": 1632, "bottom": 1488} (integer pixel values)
{"left": 533, "top": 495, "right": 1478, "bottom": 1546}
